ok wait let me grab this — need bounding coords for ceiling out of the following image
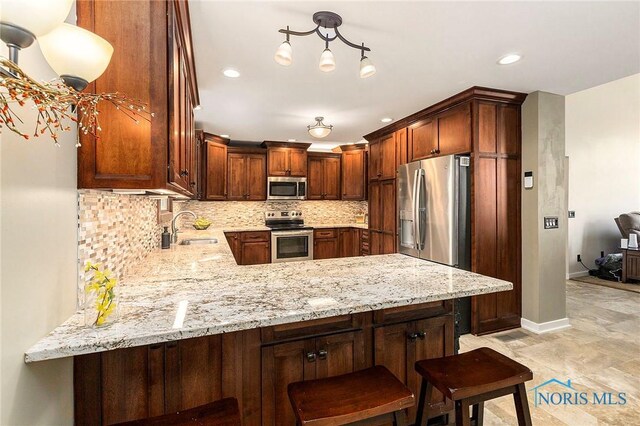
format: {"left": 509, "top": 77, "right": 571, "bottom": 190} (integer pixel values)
{"left": 190, "top": 1, "right": 639, "bottom": 148}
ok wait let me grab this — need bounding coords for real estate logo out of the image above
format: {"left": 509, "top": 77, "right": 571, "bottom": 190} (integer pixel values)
{"left": 529, "top": 378, "right": 627, "bottom": 407}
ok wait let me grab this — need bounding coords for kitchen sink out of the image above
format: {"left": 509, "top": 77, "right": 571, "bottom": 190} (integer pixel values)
{"left": 179, "top": 238, "right": 219, "bottom": 245}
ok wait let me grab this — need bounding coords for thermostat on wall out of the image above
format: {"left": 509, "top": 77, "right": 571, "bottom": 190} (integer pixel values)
{"left": 524, "top": 171, "right": 534, "bottom": 189}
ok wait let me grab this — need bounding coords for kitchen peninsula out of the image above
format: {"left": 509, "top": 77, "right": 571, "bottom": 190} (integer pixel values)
{"left": 26, "top": 228, "right": 511, "bottom": 425}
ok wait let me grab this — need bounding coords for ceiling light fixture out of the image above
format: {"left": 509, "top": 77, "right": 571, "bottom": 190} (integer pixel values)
{"left": 497, "top": 53, "right": 522, "bottom": 65}
{"left": 307, "top": 116, "right": 332, "bottom": 139}
{"left": 222, "top": 68, "right": 240, "bottom": 78}
{"left": 275, "top": 11, "right": 375, "bottom": 78}
{"left": 380, "top": 117, "right": 393, "bottom": 123}
{"left": 220, "top": 134, "right": 230, "bottom": 138}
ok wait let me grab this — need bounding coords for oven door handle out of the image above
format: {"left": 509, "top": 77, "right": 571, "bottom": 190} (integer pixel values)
{"left": 272, "top": 230, "right": 313, "bottom": 237}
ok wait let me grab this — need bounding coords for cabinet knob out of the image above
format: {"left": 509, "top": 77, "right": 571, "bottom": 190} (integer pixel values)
{"left": 407, "top": 332, "right": 418, "bottom": 342}
{"left": 180, "top": 169, "right": 189, "bottom": 177}
{"left": 306, "top": 351, "right": 317, "bottom": 362}
{"left": 190, "top": 182, "right": 196, "bottom": 187}
{"left": 417, "top": 331, "right": 426, "bottom": 340}
{"left": 317, "top": 349, "right": 328, "bottom": 360}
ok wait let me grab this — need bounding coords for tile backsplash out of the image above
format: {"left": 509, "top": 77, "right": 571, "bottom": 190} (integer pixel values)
{"left": 175, "top": 200, "right": 368, "bottom": 228}
{"left": 77, "top": 190, "right": 167, "bottom": 304}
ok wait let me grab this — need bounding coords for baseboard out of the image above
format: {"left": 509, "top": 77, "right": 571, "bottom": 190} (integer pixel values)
{"left": 568, "top": 270, "right": 589, "bottom": 279}
{"left": 521, "top": 317, "right": 571, "bottom": 334}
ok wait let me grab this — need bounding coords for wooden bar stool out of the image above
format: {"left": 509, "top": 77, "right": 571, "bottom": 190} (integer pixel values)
{"left": 114, "top": 397, "right": 241, "bottom": 426}
{"left": 414, "top": 347, "right": 533, "bottom": 426}
{"left": 288, "top": 365, "right": 415, "bottom": 425}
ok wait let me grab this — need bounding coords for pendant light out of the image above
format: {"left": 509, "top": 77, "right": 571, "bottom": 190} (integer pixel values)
{"left": 38, "top": 23, "right": 114, "bottom": 91}
{"left": 307, "top": 117, "right": 333, "bottom": 139}
{"left": 275, "top": 11, "right": 375, "bottom": 78}
{"left": 318, "top": 39, "right": 335, "bottom": 72}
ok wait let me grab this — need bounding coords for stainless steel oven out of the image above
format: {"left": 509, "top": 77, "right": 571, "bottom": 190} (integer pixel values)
{"left": 267, "top": 177, "right": 307, "bottom": 200}
{"left": 271, "top": 229, "right": 313, "bottom": 263}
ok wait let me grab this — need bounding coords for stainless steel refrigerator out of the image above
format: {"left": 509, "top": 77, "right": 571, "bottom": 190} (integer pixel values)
{"left": 397, "top": 154, "right": 472, "bottom": 333}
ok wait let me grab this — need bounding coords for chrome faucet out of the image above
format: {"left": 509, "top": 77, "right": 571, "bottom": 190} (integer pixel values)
{"left": 171, "top": 210, "right": 197, "bottom": 244}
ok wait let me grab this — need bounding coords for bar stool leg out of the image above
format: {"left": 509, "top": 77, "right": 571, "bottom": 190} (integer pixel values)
{"left": 513, "top": 384, "right": 532, "bottom": 426}
{"left": 414, "top": 378, "right": 433, "bottom": 426}
{"left": 471, "top": 402, "right": 484, "bottom": 426}
{"left": 454, "top": 400, "right": 471, "bottom": 426}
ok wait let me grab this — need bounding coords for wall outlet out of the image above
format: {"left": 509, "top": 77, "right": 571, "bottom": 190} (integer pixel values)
{"left": 568, "top": 211, "right": 576, "bottom": 218}
{"left": 577, "top": 254, "right": 582, "bottom": 262}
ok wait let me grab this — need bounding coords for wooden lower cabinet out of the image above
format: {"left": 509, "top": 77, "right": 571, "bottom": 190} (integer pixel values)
{"left": 339, "top": 228, "right": 361, "bottom": 258}
{"left": 261, "top": 330, "right": 365, "bottom": 425}
{"left": 374, "top": 315, "right": 454, "bottom": 422}
{"left": 314, "top": 228, "right": 362, "bottom": 260}
{"left": 74, "top": 305, "right": 453, "bottom": 425}
{"left": 225, "top": 231, "right": 271, "bottom": 265}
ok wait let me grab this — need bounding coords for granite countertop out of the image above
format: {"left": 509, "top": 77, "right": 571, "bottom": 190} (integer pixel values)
{"left": 25, "top": 227, "right": 512, "bottom": 363}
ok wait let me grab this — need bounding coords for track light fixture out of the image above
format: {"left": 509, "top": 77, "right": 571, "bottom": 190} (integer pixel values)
{"left": 275, "top": 11, "right": 376, "bottom": 78}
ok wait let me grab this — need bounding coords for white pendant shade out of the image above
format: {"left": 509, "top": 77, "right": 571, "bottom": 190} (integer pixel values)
{"left": 359, "top": 56, "right": 376, "bottom": 78}
{"left": 318, "top": 48, "right": 335, "bottom": 72}
{"left": 0, "top": 0, "right": 73, "bottom": 37}
{"left": 274, "top": 40, "right": 292, "bottom": 66}
{"left": 38, "top": 23, "right": 113, "bottom": 85}
{"left": 307, "top": 116, "right": 332, "bottom": 138}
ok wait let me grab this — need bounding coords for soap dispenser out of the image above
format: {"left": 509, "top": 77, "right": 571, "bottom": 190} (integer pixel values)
{"left": 161, "top": 226, "right": 171, "bottom": 249}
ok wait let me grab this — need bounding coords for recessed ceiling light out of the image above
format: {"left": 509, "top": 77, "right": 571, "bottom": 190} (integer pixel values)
{"left": 287, "top": 139, "right": 296, "bottom": 142}
{"left": 497, "top": 54, "right": 522, "bottom": 65}
{"left": 380, "top": 117, "right": 393, "bottom": 123}
{"left": 222, "top": 68, "right": 240, "bottom": 78}
{"left": 220, "top": 134, "right": 230, "bottom": 138}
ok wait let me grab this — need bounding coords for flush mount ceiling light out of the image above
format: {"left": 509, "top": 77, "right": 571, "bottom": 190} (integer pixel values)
{"left": 307, "top": 116, "right": 332, "bottom": 139}
{"left": 497, "top": 53, "right": 522, "bottom": 65}
{"left": 0, "top": 0, "right": 152, "bottom": 144}
{"left": 275, "top": 11, "right": 376, "bottom": 78}
{"left": 222, "top": 68, "right": 240, "bottom": 78}
{"left": 380, "top": 117, "right": 393, "bottom": 123}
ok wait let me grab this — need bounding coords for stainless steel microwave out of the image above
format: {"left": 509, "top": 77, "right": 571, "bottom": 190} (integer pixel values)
{"left": 267, "top": 177, "right": 307, "bottom": 200}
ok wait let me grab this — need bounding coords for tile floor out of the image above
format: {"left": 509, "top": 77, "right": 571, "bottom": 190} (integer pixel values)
{"left": 460, "top": 280, "right": 640, "bottom": 425}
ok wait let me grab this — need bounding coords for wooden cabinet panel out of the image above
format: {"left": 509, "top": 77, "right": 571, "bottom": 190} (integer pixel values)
{"left": 101, "top": 346, "right": 165, "bottom": 424}
{"left": 315, "top": 331, "right": 365, "bottom": 378}
{"left": 369, "top": 231, "right": 381, "bottom": 255}
{"left": 314, "top": 237, "right": 339, "bottom": 260}
{"left": 241, "top": 241, "right": 271, "bottom": 265}
{"left": 323, "top": 157, "right": 341, "bottom": 199}
{"left": 225, "top": 232, "right": 241, "bottom": 264}
{"left": 368, "top": 139, "right": 381, "bottom": 181}
{"left": 266, "top": 148, "right": 289, "bottom": 177}
{"left": 369, "top": 179, "right": 396, "bottom": 255}
{"left": 339, "top": 228, "right": 360, "bottom": 258}
{"left": 246, "top": 154, "right": 267, "bottom": 200}
{"left": 307, "top": 156, "right": 324, "bottom": 200}
{"left": 261, "top": 339, "right": 316, "bottom": 425}
{"left": 396, "top": 127, "right": 408, "bottom": 166}
{"left": 380, "top": 133, "right": 398, "bottom": 180}
{"left": 227, "top": 153, "right": 247, "bottom": 200}
{"left": 437, "top": 103, "right": 471, "bottom": 156}
{"left": 203, "top": 138, "right": 228, "bottom": 200}
{"left": 227, "top": 152, "right": 266, "bottom": 201}
{"left": 369, "top": 182, "right": 381, "bottom": 231}
{"left": 381, "top": 180, "right": 396, "bottom": 234}
{"left": 477, "top": 102, "right": 497, "bottom": 153}
{"left": 289, "top": 148, "right": 308, "bottom": 177}
{"left": 498, "top": 104, "right": 520, "bottom": 156}
{"left": 409, "top": 119, "right": 437, "bottom": 161}
{"left": 164, "top": 336, "right": 223, "bottom": 413}
{"left": 341, "top": 148, "right": 366, "bottom": 200}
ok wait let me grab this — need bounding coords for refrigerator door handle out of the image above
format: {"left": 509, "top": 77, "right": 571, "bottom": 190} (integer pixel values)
{"left": 412, "top": 169, "right": 421, "bottom": 250}
{"left": 415, "top": 168, "right": 426, "bottom": 251}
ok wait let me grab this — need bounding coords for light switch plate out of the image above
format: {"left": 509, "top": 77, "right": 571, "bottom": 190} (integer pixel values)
{"left": 544, "top": 217, "right": 559, "bottom": 229}
{"left": 568, "top": 211, "right": 575, "bottom": 218}
{"left": 524, "top": 171, "right": 534, "bottom": 189}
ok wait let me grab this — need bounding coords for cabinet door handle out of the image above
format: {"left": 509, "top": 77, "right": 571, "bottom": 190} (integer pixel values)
{"left": 306, "top": 351, "right": 317, "bottom": 362}
{"left": 417, "top": 331, "right": 426, "bottom": 340}
{"left": 317, "top": 349, "right": 328, "bottom": 360}
{"left": 407, "top": 332, "right": 418, "bottom": 342}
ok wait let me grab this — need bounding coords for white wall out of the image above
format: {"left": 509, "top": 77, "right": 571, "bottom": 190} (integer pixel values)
{"left": 0, "top": 43, "right": 77, "bottom": 424}
{"left": 566, "top": 74, "right": 640, "bottom": 276}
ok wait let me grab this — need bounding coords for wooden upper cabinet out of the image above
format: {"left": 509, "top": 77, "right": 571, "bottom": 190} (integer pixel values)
{"left": 408, "top": 119, "right": 437, "bottom": 161}
{"left": 201, "top": 133, "right": 228, "bottom": 201}
{"left": 436, "top": 103, "right": 471, "bottom": 156}
{"left": 307, "top": 153, "right": 340, "bottom": 200}
{"left": 369, "top": 131, "right": 401, "bottom": 181}
{"left": 227, "top": 149, "right": 266, "bottom": 201}
{"left": 263, "top": 142, "right": 311, "bottom": 177}
{"left": 76, "top": 0, "right": 199, "bottom": 197}
{"left": 339, "top": 145, "right": 367, "bottom": 200}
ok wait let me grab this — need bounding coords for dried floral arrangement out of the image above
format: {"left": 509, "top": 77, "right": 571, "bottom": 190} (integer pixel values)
{"left": 0, "top": 58, "right": 153, "bottom": 146}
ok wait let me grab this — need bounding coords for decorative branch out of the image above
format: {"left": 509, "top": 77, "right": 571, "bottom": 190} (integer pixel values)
{"left": 0, "top": 58, "right": 153, "bottom": 146}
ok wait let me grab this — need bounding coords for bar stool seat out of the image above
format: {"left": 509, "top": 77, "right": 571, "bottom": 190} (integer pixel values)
{"left": 114, "top": 397, "right": 241, "bottom": 426}
{"left": 414, "top": 347, "right": 533, "bottom": 426}
{"left": 288, "top": 366, "right": 415, "bottom": 426}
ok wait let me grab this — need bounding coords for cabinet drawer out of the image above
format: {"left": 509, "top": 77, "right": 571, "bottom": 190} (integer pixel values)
{"left": 261, "top": 314, "right": 364, "bottom": 344}
{"left": 373, "top": 300, "right": 453, "bottom": 325}
{"left": 240, "top": 231, "right": 270, "bottom": 242}
{"left": 314, "top": 229, "right": 337, "bottom": 239}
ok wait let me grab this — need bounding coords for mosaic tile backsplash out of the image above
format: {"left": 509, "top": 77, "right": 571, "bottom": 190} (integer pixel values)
{"left": 77, "top": 190, "right": 167, "bottom": 304}
{"left": 175, "top": 200, "right": 368, "bottom": 228}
